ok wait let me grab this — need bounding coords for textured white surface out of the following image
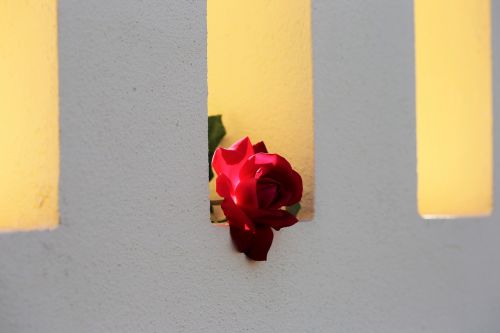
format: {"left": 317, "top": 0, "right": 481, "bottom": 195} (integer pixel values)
{"left": 0, "top": 1, "right": 499, "bottom": 332}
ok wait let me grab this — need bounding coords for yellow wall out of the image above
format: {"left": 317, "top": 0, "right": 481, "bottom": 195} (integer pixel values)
{"left": 0, "top": 0, "right": 59, "bottom": 231}
{"left": 415, "top": 0, "right": 492, "bottom": 217}
{"left": 208, "top": 0, "right": 314, "bottom": 219}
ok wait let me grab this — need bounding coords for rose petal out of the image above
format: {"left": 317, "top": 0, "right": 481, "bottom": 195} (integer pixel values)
{"left": 234, "top": 178, "right": 259, "bottom": 209}
{"left": 245, "top": 225, "right": 274, "bottom": 261}
{"left": 256, "top": 156, "right": 301, "bottom": 207}
{"left": 286, "top": 170, "right": 303, "bottom": 206}
{"left": 251, "top": 209, "right": 298, "bottom": 230}
{"left": 256, "top": 181, "right": 279, "bottom": 208}
{"left": 240, "top": 153, "right": 294, "bottom": 182}
{"left": 229, "top": 225, "right": 253, "bottom": 253}
{"left": 253, "top": 141, "right": 268, "bottom": 154}
{"left": 256, "top": 177, "right": 292, "bottom": 209}
{"left": 212, "top": 137, "right": 255, "bottom": 185}
{"left": 215, "top": 174, "right": 233, "bottom": 198}
{"left": 221, "top": 197, "right": 255, "bottom": 233}
{"left": 240, "top": 153, "right": 302, "bottom": 208}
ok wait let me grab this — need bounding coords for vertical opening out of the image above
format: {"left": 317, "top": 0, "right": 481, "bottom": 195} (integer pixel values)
{"left": 415, "top": 0, "right": 493, "bottom": 218}
{"left": 0, "top": 0, "right": 59, "bottom": 231}
{"left": 207, "top": 0, "right": 314, "bottom": 219}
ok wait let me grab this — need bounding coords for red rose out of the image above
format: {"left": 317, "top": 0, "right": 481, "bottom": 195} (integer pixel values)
{"left": 212, "top": 137, "right": 303, "bottom": 261}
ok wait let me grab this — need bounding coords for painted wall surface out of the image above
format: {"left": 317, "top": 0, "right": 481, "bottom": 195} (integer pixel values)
{"left": 0, "top": 0, "right": 59, "bottom": 230}
{"left": 415, "top": 0, "right": 493, "bottom": 217}
{"left": 1, "top": 1, "right": 500, "bottom": 332}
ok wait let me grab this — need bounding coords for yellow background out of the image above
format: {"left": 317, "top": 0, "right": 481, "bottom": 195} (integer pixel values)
{"left": 208, "top": 0, "right": 314, "bottom": 219}
{"left": 415, "top": 0, "right": 493, "bottom": 217}
{"left": 0, "top": 0, "right": 59, "bottom": 230}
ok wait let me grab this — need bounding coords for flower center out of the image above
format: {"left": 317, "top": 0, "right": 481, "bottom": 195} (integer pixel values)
{"left": 257, "top": 179, "right": 280, "bottom": 208}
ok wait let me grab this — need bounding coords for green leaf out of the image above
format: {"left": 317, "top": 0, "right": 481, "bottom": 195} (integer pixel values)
{"left": 208, "top": 115, "right": 226, "bottom": 152}
{"left": 286, "top": 203, "right": 301, "bottom": 217}
{"left": 208, "top": 115, "right": 226, "bottom": 181}
{"left": 209, "top": 154, "right": 214, "bottom": 180}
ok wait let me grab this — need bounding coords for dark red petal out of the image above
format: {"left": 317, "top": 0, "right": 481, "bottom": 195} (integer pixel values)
{"left": 245, "top": 225, "right": 274, "bottom": 261}
{"left": 234, "top": 178, "right": 259, "bottom": 209}
{"left": 252, "top": 209, "right": 298, "bottom": 230}
{"left": 230, "top": 225, "right": 253, "bottom": 253}
{"left": 253, "top": 141, "right": 268, "bottom": 154}
{"left": 240, "top": 153, "right": 294, "bottom": 181}
{"left": 256, "top": 177, "right": 291, "bottom": 209}
{"left": 215, "top": 174, "right": 233, "bottom": 198}
{"left": 254, "top": 156, "right": 301, "bottom": 207}
{"left": 212, "top": 137, "right": 255, "bottom": 185}
{"left": 221, "top": 198, "right": 255, "bottom": 233}
{"left": 286, "top": 170, "right": 303, "bottom": 206}
{"left": 258, "top": 159, "right": 294, "bottom": 183}
{"left": 256, "top": 181, "right": 278, "bottom": 208}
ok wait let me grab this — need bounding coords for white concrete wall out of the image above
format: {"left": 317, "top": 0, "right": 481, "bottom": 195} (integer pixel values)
{"left": 1, "top": 1, "right": 499, "bottom": 332}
